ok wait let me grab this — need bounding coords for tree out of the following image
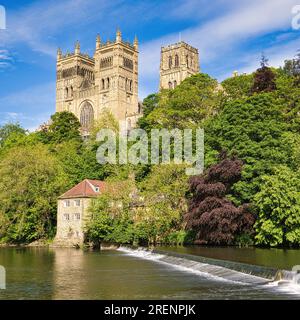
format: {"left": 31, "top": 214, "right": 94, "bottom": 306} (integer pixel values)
{"left": 140, "top": 74, "right": 225, "bottom": 130}
{"left": 39, "top": 111, "right": 81, "bottom": 144}
{"left": 0, "top": 123, "right": 26, "bottom": 147}
{"left": 85, "top": 179, "right": 136, "bottom": 245}
{"left": 137, "top": 164, "right": 189, "bottom": 244}
{"left": 251, "top": 55, "right": 276, "bottom": 93}
{"left": 0, "top": 144, "right": 68, "bottom": 243}
{"left": 221, "top": 73, "right": 253, "bottom": 100}
{"left": 205, "top": 93, "right": 296, "bottom": 203}
{"left": 185, "top": 157, "right": 255, "bottom": 245}
{"left": 254, "top": 166, "right": 300, "bottom": 247}
{"left": 283, "top": 51, "right": 300, "bottom": 77}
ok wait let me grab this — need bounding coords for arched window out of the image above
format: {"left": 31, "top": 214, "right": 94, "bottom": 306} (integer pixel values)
{"left": 102, "top": 79, "right": 105, "bottom": 90}
{"left": 65, "top": 87, "right": 68, "bottom": 99}
{"left": 80, "top": 101, "right": 94, "bottom": 130}
{"left": 130, "top": 80, "right": 133, "bottom": 92}
{"left": 175, "top": 54, "right": 179, "bottom": 67}
{"left": 174, "top": 80, "right": 177, "bottom": 88}
{"left": 168, "top": 56, "right": 172, "bottom": 69}
{"left": 186, "top": 55, "right": 189, "bottom": 68}
{"left": 168, "top": 81, "right": 173, "bottom": 89}
{"left": 70, "top": 86, "right": 73, "bottom": 97}
{"left": 107, "top": 78, "right": 110, "bottom": 89}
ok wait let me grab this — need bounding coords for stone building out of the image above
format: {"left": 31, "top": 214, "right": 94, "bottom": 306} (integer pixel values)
{"left": 56, "top": 30, "right": 142, "bottom": 136}
{"left": 160, "top": 41, "right": 200, "bottom": 90}
{"left": 53, "top": 179, "right": 105, "bottom": 247}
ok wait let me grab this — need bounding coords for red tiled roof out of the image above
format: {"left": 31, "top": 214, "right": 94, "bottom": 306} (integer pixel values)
{"left": 59, "top": 179, "right": 106, "bottom": 199}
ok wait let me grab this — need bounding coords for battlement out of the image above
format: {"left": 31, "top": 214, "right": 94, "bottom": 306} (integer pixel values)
{"left": 59, "top": 52, "right": 95, "bottom": 61}
{"left": 161, "top": 41, "right": 198, "bottom": 54}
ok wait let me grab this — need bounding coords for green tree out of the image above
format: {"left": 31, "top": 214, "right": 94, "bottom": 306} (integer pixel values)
{"left": 137, "top": 164, "right": 188, "bottom": 244}
{"left": 0, "top": 144, "right": 68, "bottom": 243}
{"left": 140, "top": 74, "right": 225, "bottom": 130}
{"left": 254, "top": 166, "right": 300, "bottom": 247}
{"left": 85, "top": 179, "right": 136, "bottom": 245}
{"left": 205, "top": 93, "right": 296, "bottom": 203}
{"left": 0, "top": 123, "right": 27, "bottom": 147}
{"left": 221, "top": 74, "right": 253, "bottom": 100}
{"left": 39, "top": 111, "right": 81, "bottom": 144}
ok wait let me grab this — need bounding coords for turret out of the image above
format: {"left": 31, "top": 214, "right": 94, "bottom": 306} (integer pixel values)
{"left": 57, "top": 48, "right": 62, "bottom": 60}
{"left": 96, "top": 34, "right": 101, "bottom": 50}
{"left": 75, "top": 41, "right": 80, "bottom": 55}
{"left": 134, "top": 35, "right": 138, "bottom": 50}
{"left": 116, "top": 28, "right": 122, "bottom": 43}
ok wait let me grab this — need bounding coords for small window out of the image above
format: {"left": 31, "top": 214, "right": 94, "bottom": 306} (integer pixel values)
{"left": 64, "top": 200, "right": 70, "bottom": 207}
{"left": 74, "top": 200, "right": 81, "bottom": 207}
{"left": 168, "top": 82, "right": 173, "bottom": 89}
{"left": 63, "top": 214, "right": 70, "bottom": 221}
{"left": 95, "top": 187, "right": 100, "bottom": 192}
{"left": 168, "top": 56, "right": 172, "bottom": 69}
{"left": 74, "top": 213, "right": 81, "bottom": 220}
{"left": 175, "top": 54, "right": 179, "bottom": 67}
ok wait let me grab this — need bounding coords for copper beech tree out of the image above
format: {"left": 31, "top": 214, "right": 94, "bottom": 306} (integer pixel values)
{"left": 185, "top": 156, "right": 255, "bottom": 245}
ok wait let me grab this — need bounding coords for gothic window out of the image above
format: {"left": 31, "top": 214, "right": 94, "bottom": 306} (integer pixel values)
{"left": 175, "top": 54, "right": 179, "bottom": 67}
{"left": 100, "top": 56, "right": 113, "bottom": 69}
{"left": 174, "top": 80, "right": 177, "bottom": 88}
{"left": 107, "top": 78, "right": 110, "bottom": 89}
{"left": 102, "top": 79, "right": 105, "bottom": 90}
{"left": 65, "top": 87, "right": 69, "bottom": 99}
{"left": 130, "top": 80, "right": 133, "bottom": 92}
{"left": 168, "top": 81, "right": 173, "bottom": 89}
{"left": 80, "top": 101, "right": 94, "bottom": 130}
{"left": 70, "top": 86, "right": 73, "bottom": 97}
{"left": 168, "top": 56, "right": 172, "bottom": 69}
{"left": 186, "top": 55, "right": 189, "bottom": 68}
{"left": 123, "top": 57, "right": 133, "bottom": 70}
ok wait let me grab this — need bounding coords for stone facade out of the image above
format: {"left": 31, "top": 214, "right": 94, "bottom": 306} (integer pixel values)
{"left": 55, "top": 197, "right": 92, "bottom": 247}
{"left": 160, "top": 41, "right": 200, "bottom": 90}
{"left": 56, "top": 30, "right": 142, "bottom": 135}
{"left": 53, "top": 179, "right": 105, "bottom": 247}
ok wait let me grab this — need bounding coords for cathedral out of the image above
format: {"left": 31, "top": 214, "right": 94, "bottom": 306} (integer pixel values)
{"left": 55, "top": 30, "right": 200, "bottom": 134}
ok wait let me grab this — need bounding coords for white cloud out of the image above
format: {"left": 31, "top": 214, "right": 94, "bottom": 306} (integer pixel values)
{"left": 139, "top": 0, "right": 300, "bottom": 97}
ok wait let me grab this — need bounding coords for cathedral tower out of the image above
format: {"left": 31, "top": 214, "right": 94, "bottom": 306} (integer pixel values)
{"left": 159, "top": 41, "right": 200, "bottom": 90}
{"left": 56, "top": 30, "right": 141, "bottom": 136}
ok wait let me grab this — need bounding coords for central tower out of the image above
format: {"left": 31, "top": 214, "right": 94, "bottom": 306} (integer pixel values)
{"left": 160, "top": 41, "right": 200, "bottom": 90}
{"left": 94, "top": 29, "right": 139, "bottom": 125}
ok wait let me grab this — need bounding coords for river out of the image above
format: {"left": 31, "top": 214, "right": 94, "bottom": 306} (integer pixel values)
{"left": 0, "top": 247, "right": 299, "bottom": 300}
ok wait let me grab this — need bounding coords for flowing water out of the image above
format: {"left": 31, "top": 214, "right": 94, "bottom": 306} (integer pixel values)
{"left": 0, "top": 246, "right": 299, "bottom": 300}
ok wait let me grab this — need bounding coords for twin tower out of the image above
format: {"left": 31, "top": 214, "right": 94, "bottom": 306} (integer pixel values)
{"left": 56, "top": 30, "right": 200, "bottom": 134}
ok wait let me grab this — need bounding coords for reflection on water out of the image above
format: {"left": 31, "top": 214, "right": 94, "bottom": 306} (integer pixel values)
{"left": 0, "top": 247, "right": 299, "bottom": 300}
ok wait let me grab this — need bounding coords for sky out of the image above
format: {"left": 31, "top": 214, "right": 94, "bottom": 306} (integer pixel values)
{"left": 0, "top": 0, "right": 300, "bottom": 131}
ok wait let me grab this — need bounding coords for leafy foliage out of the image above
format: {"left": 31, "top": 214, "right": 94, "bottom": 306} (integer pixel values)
{"left": 140, "top": 73, "right": 225, "bottom": 130}
{"left": 38, "top": 111, "right": 81, "bottom": 144}
{"left": 254, "top": 166, "right": 300, "bottom": 247}
{"left": 0, "top": 144, "right": 68, "bottom": 243}
{"left": 185, "top": 157, "right": 255, "bottom": 245}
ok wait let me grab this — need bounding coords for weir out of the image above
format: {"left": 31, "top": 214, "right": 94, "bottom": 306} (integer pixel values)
{"left": 118, "top": 246, "right": 300, "bottom": 288}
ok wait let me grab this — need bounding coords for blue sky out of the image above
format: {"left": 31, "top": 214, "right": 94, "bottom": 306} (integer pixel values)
{"left": 0, "top": 0, "right": 300, "bottom": 130}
